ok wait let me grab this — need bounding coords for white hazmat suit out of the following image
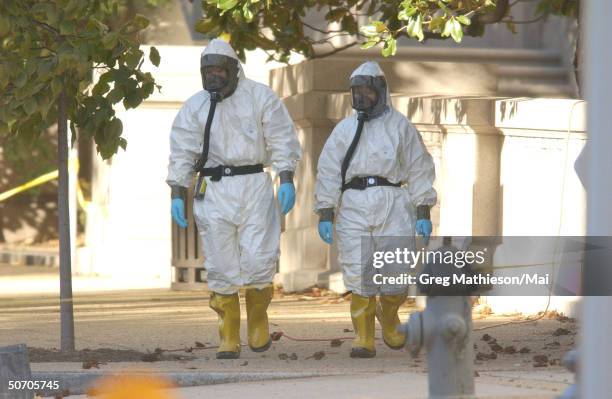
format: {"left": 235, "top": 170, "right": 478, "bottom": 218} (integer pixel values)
{"left": 167, "top": 39, "right": 301, "bottom": 295}
{"left": 315, "top": 61, "right": 437, "bottom": 297}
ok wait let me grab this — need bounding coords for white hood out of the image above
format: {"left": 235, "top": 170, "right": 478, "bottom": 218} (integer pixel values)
{"left": 201, "top": 38, "right": 245, "bottom": 79}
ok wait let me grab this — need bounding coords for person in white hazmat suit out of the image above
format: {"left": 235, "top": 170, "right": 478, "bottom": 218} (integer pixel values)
{"left": 314, "top": 61, "right": 436, "bottom": 358}
{"left": 167, "top": 39, "right": 301, "bottom": 359}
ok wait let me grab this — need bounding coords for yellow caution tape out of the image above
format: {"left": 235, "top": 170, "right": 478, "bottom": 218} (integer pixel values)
{"left": 0, "top": 170, "right": 59, "bottom": 202}
{"left": 0, "top": 158, "right": 79, "bottom": 203}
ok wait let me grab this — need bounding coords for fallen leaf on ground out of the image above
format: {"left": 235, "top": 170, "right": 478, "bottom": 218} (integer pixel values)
{"left": 552, "top": 328, "right": 571, "bottom": 337}
{"left": 306, "top": 351, "right": 325, "bottom": 360}
{"left": 489, "top": 343, "right": 503, "bottom": 353}
{"left": 476, "top": 352, "right": 497, "bottom": 361}
{"left": 533, "top": 354, "right": 549, "bottom": 367}
{"left": 53, "top": 389, "right": 70, "bottom": 399}
{"left": 82, "top": 360, "right": 102, "bottom": 369}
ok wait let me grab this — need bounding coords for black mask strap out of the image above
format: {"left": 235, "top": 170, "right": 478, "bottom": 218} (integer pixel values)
{"left": 341, "top": 111, "right": 368, "bottom": 188}
{"left": 193, "top": 92, "right": 220, "bottom": 198}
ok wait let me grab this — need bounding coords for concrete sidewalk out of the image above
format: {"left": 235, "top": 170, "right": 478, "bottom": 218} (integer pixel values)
{"left": 57, "top": 371, "right": 567, "bottom": 399}
{"left": 0, "top": 285, "right": 574, "bottom": 398}
{"left": 0, "top": 264, "right": 168, "bottom": 296}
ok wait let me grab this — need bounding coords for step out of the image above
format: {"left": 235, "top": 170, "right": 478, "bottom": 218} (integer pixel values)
{"left": 497, "top": 80, "right": 575, "bottom": 98}
{"left": 498, "top": 65, "right": 569, "bottom": 80}
{"left": 332, "top": 46, "right": 563, "bottom": 65}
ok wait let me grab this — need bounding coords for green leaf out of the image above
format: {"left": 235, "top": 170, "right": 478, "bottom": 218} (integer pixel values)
{"left": 123, "top": 90, "right": 144, "bottom": 109}
{"left": 341, "top": 15, "right": 357, "bottom": 34}
{"left": 506, "top": 21, "right": 517, "bottom": 34}
{"left": 407, "top": 14, "right": 424, "bottom": 41}
{"left": 142, "top": 81, "right": 155, "bottom": 96}
{"left": 130, "top": 14, "right": 150, "bottom": 31}
{"left": 44, "top": 4, "right": 60, "bottom": 25}
{"left": 107, "top": 87, "right": 124, "bottom": 104}
{"left": 218, "top": 0, "right": 239, "bottom": 13}
{"left": 102, "top": 33, "right": 118, "bottom": 49}
{"left": 92, "top": 81, "right": 110, "bottom": 96}
{"left": 14, "top": 73, "right": 27, "bottom": 89}
{"left": 456, "top": 15, "right": 471, "bottom": 26}
{"left": 437, "top": 1, "right": 451, "bottom": 14}
{"left": 104, "top": 118, "right": 123, "bottom": 139}
{"left": 535, "top": 1, "right": 550, "bottom": 16}
{"left": 381, "top": 37, "right": 396, "bottom": 57}
{"left": 0, "top": 15, "right": 11, "bottom": 37}
{"left": 398, "top": 6, "right": 417, "bottom": 21}
{"left": 450, "top": 18, "right": 463, "bottom": 42}
{"left": 442, "top": 19, "right": 453, "bottom": 37}
{"left": 0, "top": 122, "right": 9, "bottom": 136}
{"left": 242, "top": 3, "right": 254, "bottom": 22}
{"left": 59, "top": 20, "right": 75, "bottom": 35}
{"left": 360, "top": 21, "right": 386, "bottom": 37}
{"left": 195, "top": 18, "right": 217, "bottom": 34}
{"left": 325, "top": 8, "right": 347, "bottom": 22}
{"left": 122, "top": 49, "right": 143, "bottom": 69}
{"left": 149, "top": 46, "right": 160, "bottom": 67}
{"left": 23, "top": 98, "right": 38, "bottom": 115}
{"left": 429, "top": 16, "right": 445, "bottom": 33}
{"left": 360, "top": 39, "right": 378, "bottom": 50}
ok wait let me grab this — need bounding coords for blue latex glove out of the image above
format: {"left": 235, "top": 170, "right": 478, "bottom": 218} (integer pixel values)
{"left": 171, "top": 198, "right": 188, "bottom": 228}
{"left": 277, "top": 183, "right": 296, "bottom": 215}
{"left": 318, "top": 221, "right": 333, "bottom": 244}
{"left": 415, "top": 219, "right": 432, "bottom": 246}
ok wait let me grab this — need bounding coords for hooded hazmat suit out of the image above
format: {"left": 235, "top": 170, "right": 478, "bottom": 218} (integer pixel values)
{"left": 167, "top": 39, "right": 301, "bottom": 294}
{"left": 166, "top": 40, "right": 301, "bottom": 358}
{"left": 315, "top": 61, "right": 436, "bottom": 295}
{"left": 314, "top": 61, "right": 436, "bottom": 357}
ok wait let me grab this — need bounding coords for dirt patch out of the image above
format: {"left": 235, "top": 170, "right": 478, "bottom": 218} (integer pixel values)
{"left": 28, "top": 347, "right": 194, "bottom": 363}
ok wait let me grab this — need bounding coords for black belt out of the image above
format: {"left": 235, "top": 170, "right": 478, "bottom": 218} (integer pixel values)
{"left": 341, "top": 176, "right": 401, "bottom": 192}
{"left": 201, "top": 164, "right": 264, "bottom": 181}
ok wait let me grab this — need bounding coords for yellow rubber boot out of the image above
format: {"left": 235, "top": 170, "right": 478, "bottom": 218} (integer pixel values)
{"left": 245, "top": 286, "right": 273, "bottom": 352}
{"left": 377, "top": 294, "right": 407, "bottom": 350}
{"left": 209, "top": 292, "right": 241, "bottom": 359}
{"left": 350, "top": 293, "right": 376, "bottom": 358}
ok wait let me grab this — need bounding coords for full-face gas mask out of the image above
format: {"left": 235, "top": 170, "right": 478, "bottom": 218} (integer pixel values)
{"left": 349, "top": 75, "right": 388, "bottom": 120}
{"left": 200, "top": 53, "right": 240, "bottom": 100}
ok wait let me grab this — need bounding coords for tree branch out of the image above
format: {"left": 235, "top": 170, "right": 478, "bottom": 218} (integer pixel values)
{"left": 475, "top": 0, "right": 510, "bottom": 24}
{"left": 502, "top": 15, "right": 546, "bottom": 24}
{"left": 310, "top": 32, "right": 357, "bottom": 44}
{"left": 31, "top": 19, "right": 60, "bottom": 36}
{"left": 310, "top": 41, "right": 359, "bottom": 59}
{"left": 303, "top": 22, "right": 345, "bottom": 34}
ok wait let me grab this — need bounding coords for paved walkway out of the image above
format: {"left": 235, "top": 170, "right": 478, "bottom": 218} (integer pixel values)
{"left": 61, "top": 371, "right": 568, "bottom": 399}
{"left": 0, "top": 270, "right": 574, "bottom": 398}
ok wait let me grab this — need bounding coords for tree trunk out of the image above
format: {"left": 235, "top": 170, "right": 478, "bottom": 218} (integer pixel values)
{"left": 58, "top": 87, "right": 75, "bottom": 352}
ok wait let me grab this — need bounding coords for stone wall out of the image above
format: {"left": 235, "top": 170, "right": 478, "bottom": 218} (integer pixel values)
{"left": 273, "top": 59, "right": 586, "bottom": 319}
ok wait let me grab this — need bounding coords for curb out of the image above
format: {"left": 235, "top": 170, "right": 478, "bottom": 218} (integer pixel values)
{"left": 0, "top": 247, "right": 59, "bottom": 267}
{"left": 31, "top": 371, "right": 327, "bottom": 396}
